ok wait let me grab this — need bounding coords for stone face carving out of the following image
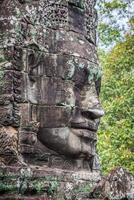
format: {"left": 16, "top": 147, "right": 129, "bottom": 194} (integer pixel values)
{"left": 0, "top": 0, "right": 104, "bottom": 171}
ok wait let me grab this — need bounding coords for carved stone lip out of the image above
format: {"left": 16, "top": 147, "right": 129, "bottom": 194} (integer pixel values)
{"left": 71, "top": 128, "right": 97, "bottom": 140}
{"left": 70, "top": 121, "right": 98, "bottom": 131}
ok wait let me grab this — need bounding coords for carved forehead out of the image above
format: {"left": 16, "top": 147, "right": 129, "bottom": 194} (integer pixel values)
{"left": 25, "top": 48, "right": 101, "bottom": 81}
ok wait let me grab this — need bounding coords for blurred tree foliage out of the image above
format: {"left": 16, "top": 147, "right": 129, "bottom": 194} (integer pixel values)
{"left": 97, "top": 0, "right": 134, "bottom": 47}
{"left": 97, "top": 33, "right": 134, "bottom": 174}
{"left": 97, "top": 0, "right": 134, "bottom": 174}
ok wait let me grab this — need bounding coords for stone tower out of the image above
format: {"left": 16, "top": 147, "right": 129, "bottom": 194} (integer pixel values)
{"left": 0, "top": 0, "right": 104, "bottom": 171}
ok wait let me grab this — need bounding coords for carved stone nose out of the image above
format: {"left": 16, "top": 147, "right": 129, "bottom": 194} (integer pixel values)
{"left": 85, "top": 108, "right": 105, "bottom": 119}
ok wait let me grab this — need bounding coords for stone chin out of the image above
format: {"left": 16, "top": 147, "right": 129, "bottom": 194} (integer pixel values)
{"left": 38, "top": 127, "right": 96, "bottom": 158}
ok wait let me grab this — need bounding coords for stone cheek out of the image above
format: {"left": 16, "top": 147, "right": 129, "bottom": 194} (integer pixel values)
{"left": 0, "top": 0, "right": 102, "bottom": 171}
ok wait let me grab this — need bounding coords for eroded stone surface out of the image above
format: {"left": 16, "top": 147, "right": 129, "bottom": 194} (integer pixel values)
{"left": 0, "top": 166, "right": 101, "bottom": 200}
{"left": 90, "top": 167, "right": 134, "bottom": 200}
{"left": 0, "top": 0, "right": 103, "bottom": 171}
